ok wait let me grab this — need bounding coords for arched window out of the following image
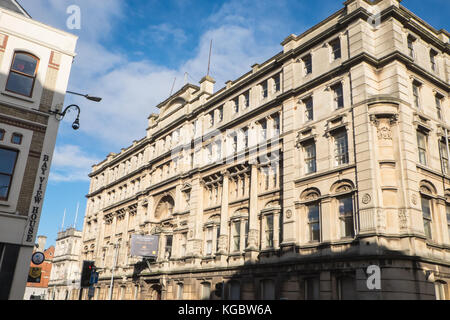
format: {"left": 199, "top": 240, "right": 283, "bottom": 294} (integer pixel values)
{"left": 6, "top": 52, "right": 39, "bottom": 97}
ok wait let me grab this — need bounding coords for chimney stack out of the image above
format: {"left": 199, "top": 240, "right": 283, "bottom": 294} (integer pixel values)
{"left": 37, "top": 235, "right": 47, "bottom": 251}
{"left": 199, "top": 75, "right": 215, "bottom": 95}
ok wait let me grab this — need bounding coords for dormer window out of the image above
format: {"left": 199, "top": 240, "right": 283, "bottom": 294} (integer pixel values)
{"left": 6, "top": 52, "right": 39, "bottom": 97}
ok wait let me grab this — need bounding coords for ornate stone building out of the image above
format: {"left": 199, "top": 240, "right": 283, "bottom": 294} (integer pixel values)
{"left": 79, "top": 0, "right": 449, "bottom": 300}
{"left": 47, "top": 228, "right": 83, "bottom": 300}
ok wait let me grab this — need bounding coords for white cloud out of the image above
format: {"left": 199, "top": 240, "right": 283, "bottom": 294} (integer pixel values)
{"left": 20, "top": 0, "right": 289, "bottom": 182}
{"left": 49, "top": 145, "right": 101, "bottom": 182}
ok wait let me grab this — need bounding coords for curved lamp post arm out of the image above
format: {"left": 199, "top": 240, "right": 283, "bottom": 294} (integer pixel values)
{"left": 49, "top": 104, "right": 81, "bottom": 130}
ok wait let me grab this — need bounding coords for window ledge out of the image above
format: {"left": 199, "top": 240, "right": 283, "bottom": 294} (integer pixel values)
{"left": 1, "top": 91, "right": 35, "bottom": 103}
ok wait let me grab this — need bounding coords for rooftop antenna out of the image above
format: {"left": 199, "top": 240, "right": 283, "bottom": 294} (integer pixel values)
{"left": 73, "top": 202, "right": 79, "bottom": 229}
{"left": 207, "top": 40, "right": 213, "bottom": 76}
{"left": 169, "top": 77, "right": 177, "bottom": 96}
{"left": 61, "top": 208, "right": 66, "bottom": 232}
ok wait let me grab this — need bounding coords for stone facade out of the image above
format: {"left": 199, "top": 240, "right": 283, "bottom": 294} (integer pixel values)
{"left": 47, "top": 228, "right": 83, "bottom": 300}
{"left": 79, "top": 0, "right": 449, "bottom": 300}
{"left": 0, "top": 2, "right": 77, "bottom": 299}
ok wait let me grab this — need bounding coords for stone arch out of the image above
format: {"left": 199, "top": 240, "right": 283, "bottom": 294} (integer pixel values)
{"left": 154, "top": 194, "right": 175, "bottom": 219}
{"left": 419, "top": 180, "right": 437, "bottom": 196}
{"left": 300, "top": 187, "right": 321, "bottom": 202}
{"left": 265, "top": 200, "right": 281, "bottom": 209}
{"left": 330, "top": 179, "right": 355, "bottom": 194}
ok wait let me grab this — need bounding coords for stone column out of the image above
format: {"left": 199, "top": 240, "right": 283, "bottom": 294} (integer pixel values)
{"left": 245, "top": 164, "right": 259, "bottom": 261}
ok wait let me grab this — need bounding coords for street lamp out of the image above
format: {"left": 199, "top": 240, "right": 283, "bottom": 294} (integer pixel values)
{"left": 67, "top": 90, "right": 102, "bottom": 102}
{"left": 108, "top": 243, "right": 120, "bottom": 300}
{"left": 49, "top": 104, "right": 81, "bottom": 130}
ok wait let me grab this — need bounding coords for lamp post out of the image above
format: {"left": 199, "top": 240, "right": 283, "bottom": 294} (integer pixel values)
{"left": 66, "top": 90, "right": 102, "bottom": 102}
{"left": 108, "top": 243, "right": 120, "bottom": 300}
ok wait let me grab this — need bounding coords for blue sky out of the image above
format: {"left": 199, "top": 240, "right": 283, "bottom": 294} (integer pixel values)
{"left": 17, "top": 0, "right": 450, "bottom": 247}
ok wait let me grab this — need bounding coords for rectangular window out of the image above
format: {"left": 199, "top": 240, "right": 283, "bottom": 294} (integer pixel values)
{"left": 176, "top": 284, "right": 184, "bottom": 300}
{"left": 304, "top": 142, "right": 316, "bottom": 174}
{"left": 208, "top": 111, "right": 214, "bottom": 127}
{"left": 274, "top": 73, "right": 281, "bottom": 93}
{"left": 261, "top": 279, "right": 275, "bottom": 300}
{"left": 307, "top": 203, "right": 320, "bottom": 242}
{"left": 304, "top": 96, "right": 313, "bottom": 122}
{"left": 430, "top": 50, "right": 437, "bottom": 72}
{"left": 440, "top": 140, "right": 449, "bottom": 175}
{"left": 233, "top": 221, "right": 241, "bottom": 252}
{"left": 0, "top": 129, "right": 4, "bottom": 141}
{"left": 339, "top": 196, "right": 354, "bottom": 238}
{"left": 205, "top": 228, "right": 213, "bottom": 255}
{"left": 335, "top": 131, "right": 349, "bottom": 166}
{"left": 261, "top": 80, "right": 268, "bottom": 99}
{"left": 436, "top": 95, "right": 443, "bottom": 120}
{"left": 407, "top": 36, "right": 415, "bottom": 58}
{"left": 303, "top": 54, "right": 312, "bottom": 75}
{"left": 333, "top": 83, "right": 344, "bottom": 109}
{"left": 233, "top": 97, "right": 239, "bottom": 114}
{"left": 0, "top": 148, "right": 19, "bottom": 201}
{"left": 244, "top": 220, "right": 249, "bottom": 248}
{"left": 330, "top": 38, "right": 341, "bottom": 60}
{"left": 165, "top": 235, "right": 173, "bottom": 259}
{"left": 265, "top": 215, "right": 274, "bottom": 248}
{"left": 244, "top": 91, "right": 250, "bottom": 108}
{"left": 337, "top": 276, "right": 356, "bottom": 300}
{"left": 11, "top": 133, "right": 22, "bottom": 145}
{"left": 201, "top": 282, "right": 211, "bottom": 300}
{"left": 217, "top": 105, "right": 223, "bottom": 122}
{"left": 421, "top": 196, "right": 432, "bottom": 239}
{"left": 413, "top": 83, "right": 421, "bottom": 109}
{"left": 417, "top": 131, "right": 427, "bottom": 166}
{"left": 305, "top": 277, "right": 320, "bottom": 300}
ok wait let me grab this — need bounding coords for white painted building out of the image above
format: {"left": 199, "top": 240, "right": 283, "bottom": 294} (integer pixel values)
{"left": 0, "top": 0, "right": 77, "bottom": 299}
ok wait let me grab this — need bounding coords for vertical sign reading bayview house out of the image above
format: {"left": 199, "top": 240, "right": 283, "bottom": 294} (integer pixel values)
{"left": 23, "top": 153, "right": 51, "bottom": 243}
{"left": 21, "top": 116, "right": 60, "bottom": 247}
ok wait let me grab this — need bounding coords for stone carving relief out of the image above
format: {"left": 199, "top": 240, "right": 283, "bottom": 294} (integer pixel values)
{"left": 362, "top": 193, "right": 371, "bottom": 205}
{"left": 370, "top": 114, "right": 398, "bottom": 141}
{"left": 285, "top": 209, "right": 292, "bottom": 219}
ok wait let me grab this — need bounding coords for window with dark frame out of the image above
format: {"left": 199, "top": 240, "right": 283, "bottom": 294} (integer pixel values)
{"left": 165, "top": 235, "right": 173, "bottom": 259}
{"left": 421, "top": 196, "right": 432, "bottom": 239}
{"left": 412, "top": 82, "right": 421, "bottom": 109}
{"left": 332, "top": 82, "right": 344, "bottom": 109}
{"left": 0, "top": 148, "right": 19, "bottom": 201}
{"left": 307, "top": 203, "right": 320, "bottom": 242}
{"left": 330, "top": 38, "right": 341, "bottom": 60}
{"left": 265, "top": 215, "right": 274, "bottom": 248}
{"left": 407, "top": 35, "right": 415, "bottom": 58}
{"left": 232, "top": 220, "right": 240, "bottom": 252}
{"left": 304, "top": 96, "right": 313, "bottom": 122}
{"left": 6, "top": 52, "right": 39, "bottom": 97}
{"left": 233, "top": 97, "right": 239, "bottom": 114}
{"left": 430, "top": 50, "right": 437, "bottom": 72}
{"left": 274, "top": 73, "right": 281, "bottom": 93}
{"left": 334, "top": 131, "right": 349, "bottom": 166}
{"left": 338, "top": 195, "right": 354, "bottom": 238}
{"left": 440, "top": 140, "right": 449, "bottom": 175}
{"left": 304, "top": 141, "right": 316, "bottom": 174}
{"left": 217, "top": 105, "right": 223, "bottom": 122}
{"left": 417, "top": 131, "right": 428, "bottom": 166}
{"left": 261, "top": 80, "right": 268, "bottom": 99}
{"left": 303, "top": 54, "right": 312, "bottom": 75}
{"left": 244, "top": 91, "right": 250, "bottom": 108}
{"left": 435, "top": 94, "right": 443, "bottom": 120}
